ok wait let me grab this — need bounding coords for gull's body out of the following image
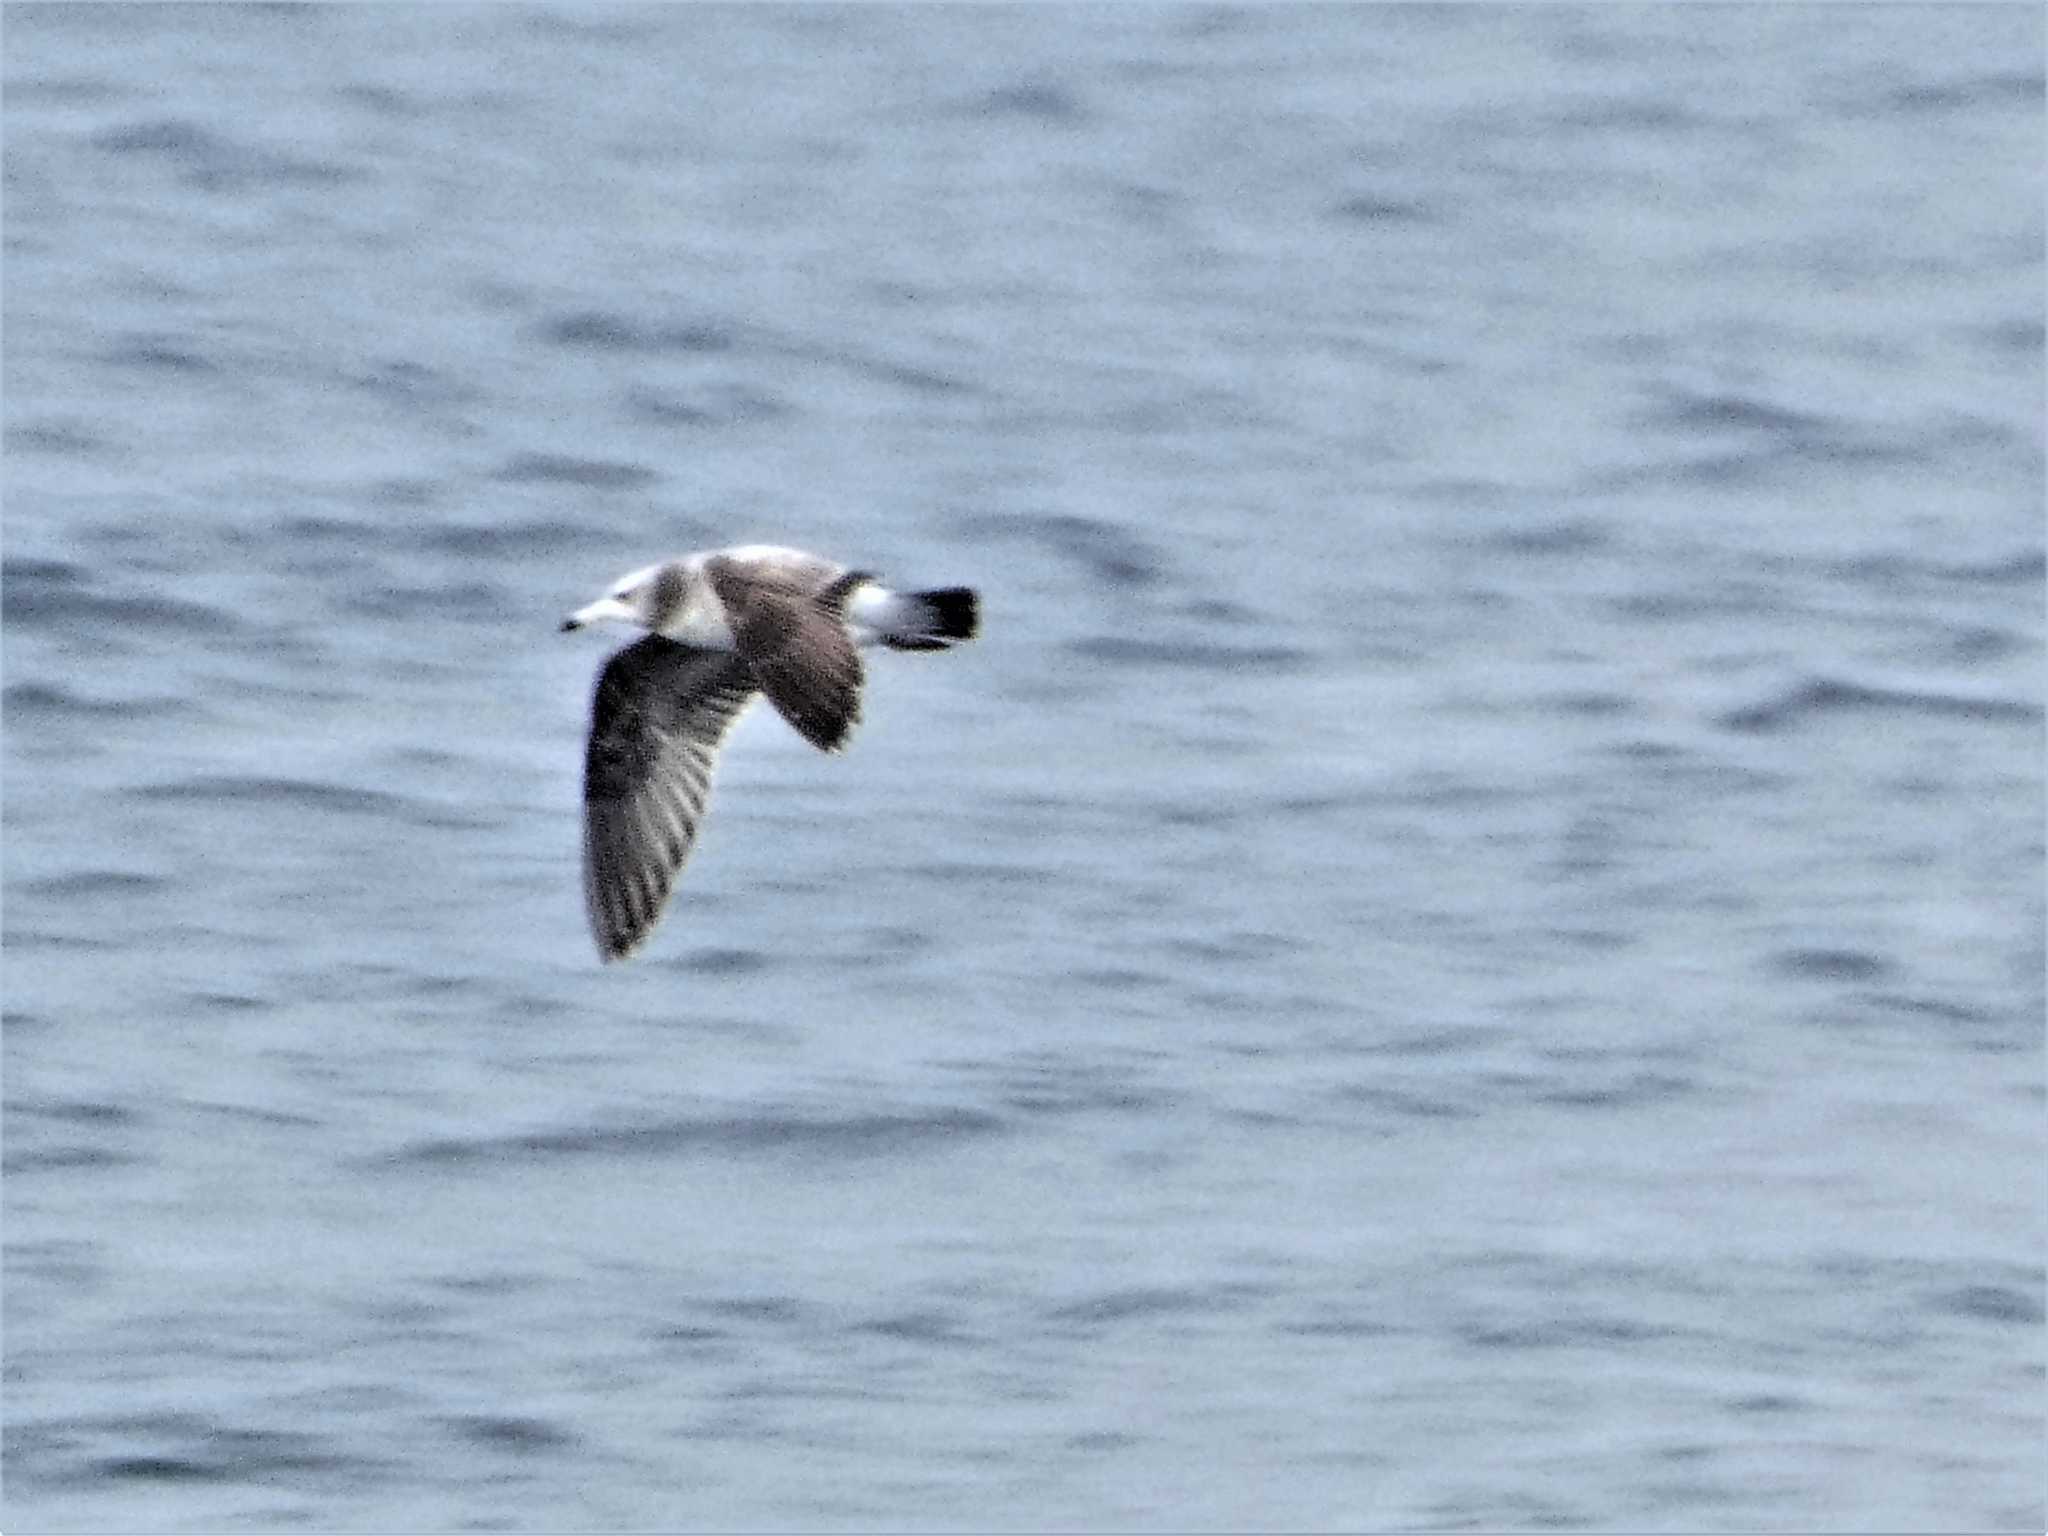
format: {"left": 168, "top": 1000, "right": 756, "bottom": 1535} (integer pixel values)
{"left": 561, "top": 545, "right": 978, "bottom": 962}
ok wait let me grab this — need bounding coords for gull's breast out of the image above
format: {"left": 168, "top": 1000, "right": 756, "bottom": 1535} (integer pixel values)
{"left": 656, "top": 600, "right": 737, "bottom": 650}
{"left": 653, "top": 568, "right": 737, "bottom": 650}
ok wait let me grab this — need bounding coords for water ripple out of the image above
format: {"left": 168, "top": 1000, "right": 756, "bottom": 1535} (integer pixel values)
{"left": 89, "top": 117, "right": 361, "bottom": 191}
{"left": 957, "top": 511, "right": 1166, "bottom": 589}
{"left": 493, "top": 452, "right": 658, "bottom": 489}
{"left": 127, "top": 775, "right": 411, "bottom": 817}
{"left": 1929, "top": 1285, "right": 2043, "bottom": 1326}
{"left": 534, "top": 309, "right": 739, "bottom": 355}
{"left": 381, "top": 1106, "right": 1008, "bottom": 1169}
{"left": 15, "top": 1416, "right": 382, "bottom": 1495}
{"left": 1719, "top": 674, "right": 2043, "bottom": 734}
{"left": 3, "top": 681, "right": 194, "bottom": 720}
{"left": 1044, "top": 1283, "right": 1267, "bottom": 1328}
{"left": 442, "top": 1414, "right": 580, "bottom": 1452}
{"left": 1067, "top": 635, "right": 1313, "bottom": 671}
{"left": 3, "top": 562, "right": 240, "bottom": 638}
{"left": 965, "top": 80, "right": 1092, "bottom": 124}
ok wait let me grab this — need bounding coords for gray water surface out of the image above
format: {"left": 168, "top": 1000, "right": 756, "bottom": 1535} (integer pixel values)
{"left": 4, "top": 5, "right": 2043, "bottom": 1531}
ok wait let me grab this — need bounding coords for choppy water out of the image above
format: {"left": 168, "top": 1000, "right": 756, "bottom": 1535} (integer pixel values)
{"left": 4, "top": 5, "right": 2043, "bottom": 1531}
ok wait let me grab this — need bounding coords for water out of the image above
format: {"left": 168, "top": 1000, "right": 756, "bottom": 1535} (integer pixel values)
{"left": 4, "top": 5, "right": 2042, "bottom": 1530}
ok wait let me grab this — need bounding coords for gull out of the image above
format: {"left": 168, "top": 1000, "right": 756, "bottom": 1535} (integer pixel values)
{"left": 560, "top": 544, "right": 979, "bottom": 962}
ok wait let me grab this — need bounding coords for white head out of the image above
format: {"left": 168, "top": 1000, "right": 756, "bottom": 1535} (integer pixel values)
{"left": 560, "top": 564, "right": 663, "bottom": 633}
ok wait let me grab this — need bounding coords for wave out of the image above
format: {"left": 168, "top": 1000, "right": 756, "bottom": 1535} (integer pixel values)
{"left": 380, "top": 1105, "right": 1008, "bottom": 1169}
{"left": 1719, "top": 673, "right": 2043, "bottom": 734}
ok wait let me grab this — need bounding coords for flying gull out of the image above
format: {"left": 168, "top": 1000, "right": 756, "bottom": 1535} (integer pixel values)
{"left": 560, "top": 544, "right": 979, "bottom": 962}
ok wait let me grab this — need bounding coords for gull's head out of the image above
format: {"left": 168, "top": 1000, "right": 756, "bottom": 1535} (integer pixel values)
{"left": 560, "top": 565, "right": 659, "bottom": 633}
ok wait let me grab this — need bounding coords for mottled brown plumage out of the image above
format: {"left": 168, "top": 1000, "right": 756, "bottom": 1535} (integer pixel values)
{"left": 564, "top": 545, "right": 979, "bottom": 962}
{"left": 582, "top": 638, "right": 755, "bottom": 962}
{"left": 707, "top": 559, "right": 868, "bottom": 752}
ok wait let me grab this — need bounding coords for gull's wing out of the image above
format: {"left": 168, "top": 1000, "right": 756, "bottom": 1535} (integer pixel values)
{"left": 707, "top": 557, "right": 866, "bottom": 753}
{"left": 582, "top": 635, "right": 757, "bottom": 962}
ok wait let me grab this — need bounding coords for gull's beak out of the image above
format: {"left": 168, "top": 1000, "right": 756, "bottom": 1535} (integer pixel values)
{"left": 560, "top": 595, "right": 635, "bottom": 633}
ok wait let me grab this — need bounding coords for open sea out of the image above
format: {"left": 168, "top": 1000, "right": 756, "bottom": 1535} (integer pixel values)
{"left": 3, "top": 5, "right": 2042, "bottom": 1531}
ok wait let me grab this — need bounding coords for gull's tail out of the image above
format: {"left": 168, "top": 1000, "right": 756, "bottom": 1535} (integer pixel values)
{"left": 878, "top": 586, "right": 979, "bottom": 651}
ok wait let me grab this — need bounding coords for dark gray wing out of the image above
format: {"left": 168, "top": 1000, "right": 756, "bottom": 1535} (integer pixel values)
{"left": 583, "top": 635, "right": 757, "bottom": 962}
{"left": 707, "top": 558, "right": 866, "bottom": 753}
